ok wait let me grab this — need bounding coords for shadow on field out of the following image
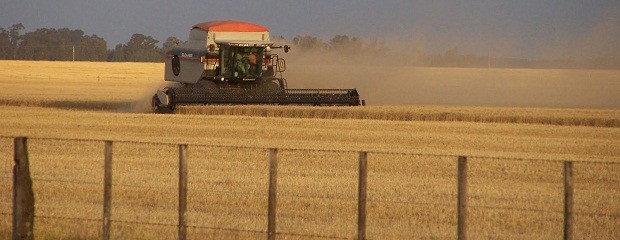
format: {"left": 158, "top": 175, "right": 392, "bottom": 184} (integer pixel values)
{"left": 0, "top": 99, "right": 151, "bottom": 113}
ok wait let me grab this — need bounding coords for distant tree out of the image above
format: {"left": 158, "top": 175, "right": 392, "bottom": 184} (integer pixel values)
{"left": 78, "top": 34, "right": 107, "bottom": 61}
{"left": 329, "top": 35, "right": 362, "bottom": 55}
{"left": 108, "top": 43, "right": 126, "bottom": 62}
{"left": 0, "top": 28, "right": 11, "bottom": 59}
{"left": 17, "top": 29, "right": 48, "bottom": 60}
{"left": 64, "top": 28, "right": 83, "bottom": 46}
{"left": 292, "top": 35, "right": 325, "bottom": 51}
{"left": 15, "top": 27, "right": 105, "bottom": 61}
{"left": 364, "top": 38, "right": 387, "bottom": 56}
{"left": 272, "top": 35, "right": 286, "bottom": 42}
{"left": 9, "top": 23, "right": 24, "bottom": 59}
{"left": 26, "top": 28, "right": 51, "bottom": 59}
{"left": 107, "top": 33, "right": 161, "bottom": 62}
{"left": 161, "top": 36, "right": 181, "bottom": 55}
{"left": 124, "top": 33, "right": 161, "bottom": 62}
{"left": 443, "top": 47, "right": 459, "bottom": 67}
{"left": 0, "top": 23, "right": 25, "bottom": 59}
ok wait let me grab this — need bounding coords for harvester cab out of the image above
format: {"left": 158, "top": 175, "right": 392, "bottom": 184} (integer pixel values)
{"left": 215, "top": 41, "right": 286, "bottom": 86}
{"left": 224, "top": 45, "right": 264, "bottom": 78}
{"left": 152, "top": 20, "right": 361, "bottom": 113}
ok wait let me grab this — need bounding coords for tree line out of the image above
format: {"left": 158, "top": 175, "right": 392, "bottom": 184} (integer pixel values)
{"left": 287, "top": 35, "right": 620, "bottom": 69}
{"left": 1, "top": 23, "right": 618, "bottom": 69}
{"left": 0, "top": 23, "right": 380, "bottom": 63}
{"left": 0, "top": 23, "right": 180, "bottom": 62}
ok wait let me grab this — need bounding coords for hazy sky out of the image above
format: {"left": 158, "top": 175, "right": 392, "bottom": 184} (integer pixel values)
{"left": 1, "top": 0, "right": 619, "bottom": 59}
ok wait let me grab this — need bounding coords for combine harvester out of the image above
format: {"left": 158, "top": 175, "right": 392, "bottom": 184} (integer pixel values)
{"left": 152, "top": 20, "right": 363, "bottom": 113}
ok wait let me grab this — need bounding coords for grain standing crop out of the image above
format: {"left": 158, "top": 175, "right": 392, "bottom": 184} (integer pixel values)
{"left": 177, "top": 105, "right": 620, "bottom": 127}
{"left": 0, "top": 60, "right": 619, "bottom": 239}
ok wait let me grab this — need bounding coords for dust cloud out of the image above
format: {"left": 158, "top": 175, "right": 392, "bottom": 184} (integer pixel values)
{"left": 282, "top": 50, "right": 620, "bottom": 109}
{"left": 272, "top": 3, "right": 620, "bottom": 109}
{"left": 275, "top": 4, "right": 620, "bottom": 109}
{"left": 126, "top": 81, "right": 171, "bottom": 113}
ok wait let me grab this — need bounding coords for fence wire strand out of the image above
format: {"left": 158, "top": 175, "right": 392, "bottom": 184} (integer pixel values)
{"left": 2, "top": 135, "right": 617, "bottom": 164}
{"left": 34, "top": 214, "right": 102, "bottom": 223}
{"left": 277, "top": 231, "right": 353, "bottom": 240}
{"left": 111, "top": 219, "right": 178, "bottom": 228}
{"left": 186, "top": 225, "right": 266, "bottom": 235}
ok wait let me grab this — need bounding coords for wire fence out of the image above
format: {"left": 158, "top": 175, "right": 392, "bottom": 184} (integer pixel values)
{"left": 1, "top": 135, "right": 619, "bottom": 239}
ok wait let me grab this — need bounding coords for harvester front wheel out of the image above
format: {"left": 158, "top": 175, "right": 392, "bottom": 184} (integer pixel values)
{"left": 152, "top": 94, "right": 175, "bottom": 114}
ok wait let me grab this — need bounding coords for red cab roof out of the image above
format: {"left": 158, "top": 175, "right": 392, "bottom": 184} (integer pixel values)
{"left": 192, "top": 20, "right": 269, "bottom": 32}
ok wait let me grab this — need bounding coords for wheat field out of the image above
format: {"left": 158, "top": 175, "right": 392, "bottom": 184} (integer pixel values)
{"left": 0, "top": 60, "right": 619, "bottom": 239}
{"left": 1, "top": 60, "right": 619, "bottom": 127}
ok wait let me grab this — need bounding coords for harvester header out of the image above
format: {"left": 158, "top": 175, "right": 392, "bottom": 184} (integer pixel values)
{"left": 152, "top": 20, "right": 362, "bottom": 113}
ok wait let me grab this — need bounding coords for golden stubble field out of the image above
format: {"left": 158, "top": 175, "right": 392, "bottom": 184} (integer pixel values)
{"left": 0, "top": 60, "right": 619, "bottom": 239}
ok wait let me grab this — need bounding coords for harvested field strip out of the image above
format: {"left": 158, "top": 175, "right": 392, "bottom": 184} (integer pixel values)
{"left": 0, "top": 99, "right": 132, "bottom": 112}
{"left": 178, "top": 105, "right": 620, "bottom": 128}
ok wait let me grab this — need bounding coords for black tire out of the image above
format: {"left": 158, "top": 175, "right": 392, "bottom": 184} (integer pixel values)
{"left": 152, "top": 94, "right": 175, "bottom": 114}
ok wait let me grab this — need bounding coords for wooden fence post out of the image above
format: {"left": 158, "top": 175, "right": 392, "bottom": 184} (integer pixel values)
{"left": 102, "top": 141, "right": 113, "bottom": 240}
{"left": 13, "top": 137, "right": 35, "bottom": 240}
{"left": 358, "top": 151, "right": 368, "bottom": 240}
{"left": 178, "top": 144, "right": 188, "bottom": 240}
{"left": 563, "top": 161, "right": 573, "bottom": 240}
{"left": 457, "top": 156, "right": 468, "bottom": 240}
{"left": 267, "top": 148, "right": 278, "bottom": 240}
